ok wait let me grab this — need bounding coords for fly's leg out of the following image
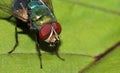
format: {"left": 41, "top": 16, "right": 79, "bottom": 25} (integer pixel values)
{"left": 53, "top": 40, "right": 65, "bottom": 61}
{"left": 6, "top": 15, "right": 13, "bottom": 20}
{"left": 8, "top": 24, "right": 19, "bottom": 54}
{"left": 0, "top": 15, "right": 13, "bottom": 21}
{"left": 36, "top": 32, "right": 42, "bottom": 68}
{"left": 55, "top": 51, "right": 65, "bottom": 61}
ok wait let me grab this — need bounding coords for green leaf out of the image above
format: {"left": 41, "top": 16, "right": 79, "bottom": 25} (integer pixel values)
{"left": 0, "top": 53, "right": 93, "bottom": 73}
{"left": 0, "top": 0, "right": 120, "bottom": 73}
{"left": 84, "top": 46, "right": 120, "bottom": 73}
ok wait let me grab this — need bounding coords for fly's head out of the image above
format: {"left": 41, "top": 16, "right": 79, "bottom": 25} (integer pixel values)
{"left": 38, "top": 21, "right": 62, "bottom": 53}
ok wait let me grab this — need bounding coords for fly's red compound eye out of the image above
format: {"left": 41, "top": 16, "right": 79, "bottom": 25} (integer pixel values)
{"left": 39, "top": 24, "right": 52, "bottom": 40}
{"left": 52, "top": 21, "right": 62, "bottom": 34}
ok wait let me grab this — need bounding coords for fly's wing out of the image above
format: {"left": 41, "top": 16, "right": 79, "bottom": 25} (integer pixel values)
{"left": 0, "top": 0, "right": 29, "bottom": 22}
{"left": 12, "top": 0, "right": 28, "bottom": 22}
{"left": 41, "top": 0, "right": 54, "bottom": 14}
{"left": 0, "top": 0, "right": 13, "bottom": 16}
{"left": 41, "top": 0, "right": 57, "bottom": 20}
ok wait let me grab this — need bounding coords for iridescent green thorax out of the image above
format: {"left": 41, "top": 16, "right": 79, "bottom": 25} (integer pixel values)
{"left": 28, "top": 1, "right": 56, "bottom": 30}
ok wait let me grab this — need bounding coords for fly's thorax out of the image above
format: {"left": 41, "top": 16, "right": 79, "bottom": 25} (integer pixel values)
{"left": 32, "top": 16, "right": 56, "bottom": 30}
{"left": 28, "top": 2, "right": 56, "bottom": 30}
{"left": 32, "top": 15, "right": 55, "bottom": 29}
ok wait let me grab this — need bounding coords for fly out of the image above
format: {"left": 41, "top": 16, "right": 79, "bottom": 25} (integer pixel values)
{"left": 0, "top": 0, "right": 64, "bottom": 68}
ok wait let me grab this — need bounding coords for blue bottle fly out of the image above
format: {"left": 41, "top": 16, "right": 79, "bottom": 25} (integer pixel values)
{"left": 0, "top": 0, "right": 64, "bottom": 68}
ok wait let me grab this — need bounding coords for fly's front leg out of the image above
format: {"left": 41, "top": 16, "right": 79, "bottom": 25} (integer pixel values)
{"left": 0, "top": 15, "right": 13, "bottom": 21}
{"left": 36, "top": 32, "right": 42, "bottom": 68}
{"left": 8, "top": 24, "right": 19, "bottom": 54}
{"left": 28, "top": 20, "right": 37, "bottom": 30}
{"left": 55, "top": 51, "right": 65, "bottom": 61}
{"left": 6, "top": 15, "right": 13, "bottom": 20}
